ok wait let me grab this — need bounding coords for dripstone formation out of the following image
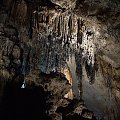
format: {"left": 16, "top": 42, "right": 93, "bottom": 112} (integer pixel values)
{"left": 0, "top": 0, "right": 120, "bottom": 120}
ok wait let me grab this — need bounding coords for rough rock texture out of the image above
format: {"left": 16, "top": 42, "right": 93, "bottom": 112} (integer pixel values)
{"left": 51, "top": 0, "right": 76, "bottom": 9}
{"left": 0, "top": 0, "right": 120, "bottom": 120}
{"left": 75, "top": 0, "right": 120, "bottom": 66}
{"left": 0, "top": 71, "right": 95, "bottom": 120}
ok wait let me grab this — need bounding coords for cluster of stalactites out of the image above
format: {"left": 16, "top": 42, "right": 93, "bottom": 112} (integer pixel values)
{"left": 31, "top": 9, "right": 96, "bottom": 84}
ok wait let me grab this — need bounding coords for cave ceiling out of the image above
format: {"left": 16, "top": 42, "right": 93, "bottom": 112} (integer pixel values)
{"left": 0, "top": 0, "right": 119, "bottom": 80}
{"left": 23, "top": 0, "right": 120, "bottom": 67}
{"left": 0, "top": 0, "right": 120, "bottom": 120}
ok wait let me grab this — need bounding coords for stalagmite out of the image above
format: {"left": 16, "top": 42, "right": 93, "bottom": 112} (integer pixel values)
{"left": 55, "top": 16, "right": 59, "bottom": 34}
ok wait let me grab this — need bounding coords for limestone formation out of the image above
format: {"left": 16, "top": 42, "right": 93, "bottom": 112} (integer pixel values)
{"left": 0, "top": 0, "right": 120, "bottom": 120}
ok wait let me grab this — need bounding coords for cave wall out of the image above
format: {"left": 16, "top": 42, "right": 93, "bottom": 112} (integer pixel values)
{"left": 0, "top": 0, "right": 120, "bottom": 120}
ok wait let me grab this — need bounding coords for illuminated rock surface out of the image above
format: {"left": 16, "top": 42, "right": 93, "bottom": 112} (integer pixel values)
{"left": 0, "top": 0, "right": 120, "bottom": 120}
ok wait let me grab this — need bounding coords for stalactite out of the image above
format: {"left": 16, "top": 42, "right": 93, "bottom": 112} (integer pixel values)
{"left": 77, "top": 18, "right": 83, "bottom": 45}
{"left": 30, "top": 7, "right": 96, "bottom": 84}
{"left": 68, "top": 15, "right": 72, "bottom": 39}
{"left": 85, "top": 60, "right": 95, "bottom": 84}
{"left": 57, "top": 16, "right": 61, "bottom": 37}
{"left": 34, "top": 10, "right": 39, "bottom": 29}
{"left": 61, "top": 14, "right": 64, "bottom": 36}
{"left": 94, "top": 55, "right": 99, "bottom": 73}
{"left": 75, "top": 49, "right": 83, "bottom": 100}
{"left": 28, "top": 13, "right": 33, "bottom": 39}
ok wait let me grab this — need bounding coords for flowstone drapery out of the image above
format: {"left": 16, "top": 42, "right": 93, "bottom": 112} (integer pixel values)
{"left": 19, "top": 6, "right": 99, "bottom": 99}
{"left": 31, "top": 8, "right": 97, "bottom": 85}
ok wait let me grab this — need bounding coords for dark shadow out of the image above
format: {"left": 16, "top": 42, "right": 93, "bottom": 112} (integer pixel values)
{"left": 1, "top": 81, "right": 51, "bottom": 120}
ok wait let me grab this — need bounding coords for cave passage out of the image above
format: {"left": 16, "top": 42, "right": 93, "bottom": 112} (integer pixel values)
{"left": 1, "top": 81, "right": 50, "bottom": 120}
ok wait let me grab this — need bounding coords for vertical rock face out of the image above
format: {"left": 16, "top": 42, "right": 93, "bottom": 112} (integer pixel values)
{"left": 0, "top": 0, "right": 120, "bottom": 120}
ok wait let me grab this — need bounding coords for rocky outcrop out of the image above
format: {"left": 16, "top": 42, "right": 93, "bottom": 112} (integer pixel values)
{"left": 0, "top": 71, "right": 95, "bottom": 120}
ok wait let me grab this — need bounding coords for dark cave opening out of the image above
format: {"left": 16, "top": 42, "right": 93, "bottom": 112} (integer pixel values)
{"left": 0, "top": 78, "right": 97, "bottom": 120}
{"left": 1, "top": 81, "right": 51, "bottom": 120}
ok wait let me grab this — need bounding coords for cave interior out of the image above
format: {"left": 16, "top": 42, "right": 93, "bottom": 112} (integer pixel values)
{"left": 0, "top": 0, "right": 120, "bottom": 120}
